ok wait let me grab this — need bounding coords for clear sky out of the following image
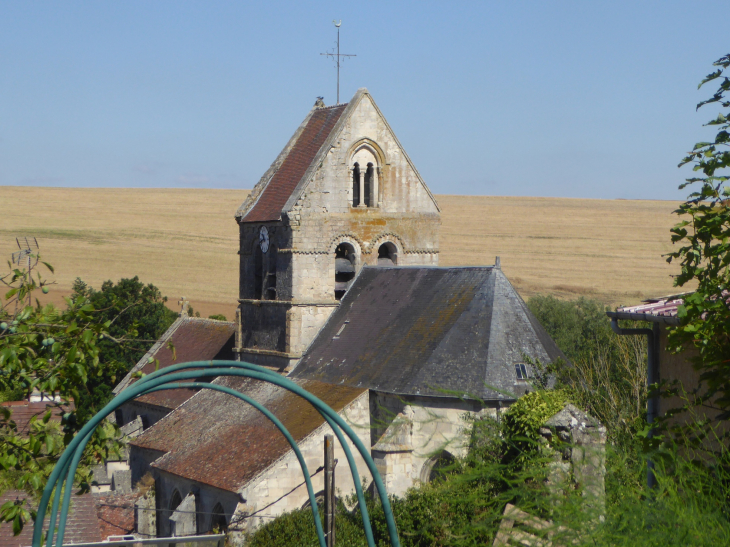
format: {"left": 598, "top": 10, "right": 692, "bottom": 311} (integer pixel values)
{"left": 0, "top": 1, "right": 726, "bottom": 199}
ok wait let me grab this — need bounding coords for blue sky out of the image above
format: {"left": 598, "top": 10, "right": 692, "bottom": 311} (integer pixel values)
{"left": 0, "top": 1, "right": 726, "bottom": 199}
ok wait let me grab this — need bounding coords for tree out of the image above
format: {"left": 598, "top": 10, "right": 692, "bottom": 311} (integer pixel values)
{"left": 70, "top": 277, "right": 177, "bottom": 419}
{"left": 0, "top": 258, "right": 122, "bottom": 533}
{"left": 667, "top": 54, "right": 730, "bottom": 419}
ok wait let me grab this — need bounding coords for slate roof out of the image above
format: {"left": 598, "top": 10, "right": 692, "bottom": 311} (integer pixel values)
{"left": 239, "top": 104, "right": 347, "bottom": 223}
{"left": 291, "top": 266, "right": 566, "bottom": 400}
{"left": 606, "top": 295, "right": 685, "bottom": 325}
{"left": 130, "top": 376, "right": 365, "bottom": 493}
{"left": 1, "top": 400, "right": 72, "bottom": 437}
{"left": 0, "top": 490, "right": 101, "bottom": 547}
{"left": 114, "top": 316, "right": 236, "bottom": 410}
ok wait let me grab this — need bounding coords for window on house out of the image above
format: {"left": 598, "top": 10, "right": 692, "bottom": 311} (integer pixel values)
{"left": 352, "top": 163, "right": 361, "bottom": 207}
{"left": 377, "top": 242, "right": 398, "bottom": 266}
{"left": 334, "top": 243, "right": 356, "bottom": 300}
{"left": 515, "top": 363, "right": 529, "bottom": 380}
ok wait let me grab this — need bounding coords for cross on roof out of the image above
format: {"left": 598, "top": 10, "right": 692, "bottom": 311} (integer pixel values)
{"left": 320, "top": 20, "right": 356, "bottom": 105}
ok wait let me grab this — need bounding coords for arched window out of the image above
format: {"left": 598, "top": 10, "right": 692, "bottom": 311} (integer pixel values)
{"left": 169, "top": 490, "right": 182, "bottom": 512}
{"left": 352, "top": 163, "right": 361, "bottom": 207}
{"left": 210, "top": 503, "right": 227, "bottom": 533}
{"left": 264, "top": 246, "right": 277, "bottom": 301}
{"left": 334, "top": 243, "right": 356, "bottom": 300}
{"left": 351, "top": 145, "right": 379, "bottom": 208}
{"left": 377, "top": 242, "right": 398, "bottom": 266}
{"left": 420, "top": 451, "right": 457, "bottom": 484}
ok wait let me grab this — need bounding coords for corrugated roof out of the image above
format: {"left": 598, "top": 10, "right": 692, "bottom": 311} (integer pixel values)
{"left": 114, "top": 317, "right": 236, "bottom": 410}
{"left": 291, "top": 266, "right": 566, "bottom": 400}
{"left": 241, "top": 104, "right": 347, "bottom": 223}
{"left": 0, "top": 490, "right": 101, "bottom": 547}
{"left": 608, "top": 295, "right": 685, "bottom": 325}
{"left": 130, "top": 376, "right": 365, "bottom": 493}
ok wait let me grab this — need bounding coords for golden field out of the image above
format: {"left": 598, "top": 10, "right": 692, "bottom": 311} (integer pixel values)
{"left": 0, "top": 187, "right": 683, "bottom": 318}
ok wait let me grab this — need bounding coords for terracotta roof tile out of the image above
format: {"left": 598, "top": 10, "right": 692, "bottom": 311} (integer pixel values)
{"left": 115, "top": 317, "right": 236, "bottom": 410}
{"left": 242, "top": 105, "right": 347, "bottom": 223}
{"left": 94, "top": 492, "right": 142, "bottom": 539}
{"left": 1, "top": 401, "right": 73, "bottom": 438}
{"left": 130, "top": 377, "right": 365, "bottom": 492}
{"left": 0, "top": 490, "right": 101, "bottom": 547}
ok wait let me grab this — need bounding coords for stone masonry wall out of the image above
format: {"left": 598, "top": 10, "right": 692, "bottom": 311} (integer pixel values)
{"left": 230, "top": 390, "right": 371, "bottom": 536}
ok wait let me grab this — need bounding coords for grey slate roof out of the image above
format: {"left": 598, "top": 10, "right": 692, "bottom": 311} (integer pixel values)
{"left": 291, "top": 266, "right": 566, "bottom": 400}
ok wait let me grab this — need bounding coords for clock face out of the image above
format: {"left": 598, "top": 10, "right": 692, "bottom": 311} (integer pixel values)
{"left": 259, "top": 226, "right": 270, "bottom": 253}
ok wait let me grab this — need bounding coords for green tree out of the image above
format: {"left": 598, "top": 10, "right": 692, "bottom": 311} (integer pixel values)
{"left": 70, "top": 277, "right": 177, "bottom": 418}
{"left": 667, "top": 53, "right": 730, "bottom": 419}
{"left": 0, "top": 258, "right": 122, "bottom": 534}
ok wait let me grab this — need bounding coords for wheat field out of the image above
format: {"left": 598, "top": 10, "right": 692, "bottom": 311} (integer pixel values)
{"left": 0, "top": 187, "right": 683, "bottom": 318}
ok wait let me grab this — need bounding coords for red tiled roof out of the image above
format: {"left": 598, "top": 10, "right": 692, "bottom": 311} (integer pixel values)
{"left": 130, "top": 376, "right": 365, "bottom": 492}
{"left": 1, "top": 401, "right": 72, "bottom": 438}
{"left": 94, "top": 492, "right": 141, "bottom": 539}
{"left": 115, "top": 317, "right": 236, "bottom": 410}
{"left": 242, "top": 105, "right": 347, "bottom": 223}
{"left": 0, "top": 490, "right": 101, "bottom": 547}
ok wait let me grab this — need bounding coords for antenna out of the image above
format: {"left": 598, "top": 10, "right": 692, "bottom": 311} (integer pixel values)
{"left": 320, "top": 20, "right": 356, "bottom": 104}
{"left": 11, "top": 237, "right": 40, "bottom": 307}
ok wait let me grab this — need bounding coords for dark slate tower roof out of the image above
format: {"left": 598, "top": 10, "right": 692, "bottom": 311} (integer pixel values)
{"left": 290, "top": 266, "right": 566, "bottom": 400}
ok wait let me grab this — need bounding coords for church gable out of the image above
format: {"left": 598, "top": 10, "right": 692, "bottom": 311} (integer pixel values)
{"left": 291, "top": 90, "right": 440, "bottom": 217}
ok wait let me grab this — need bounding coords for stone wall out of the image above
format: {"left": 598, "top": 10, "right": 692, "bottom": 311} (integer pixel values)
{"left": 230, "top": 390, "right": 371, "bottom": 536}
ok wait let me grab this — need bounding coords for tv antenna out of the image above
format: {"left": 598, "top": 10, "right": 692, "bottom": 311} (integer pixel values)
{"left": 12, "top": 237, "right": 39, "bottom": 272}
{"left": 320, "top": 20, "right": 356, "bottom": 104}
{"left": 11, "top": 237, "right": 40, "bottom": 307}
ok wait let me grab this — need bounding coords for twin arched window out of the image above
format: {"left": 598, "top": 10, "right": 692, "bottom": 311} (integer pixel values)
{"left": 351, "top": 145, "right": 379, "bottom": 208}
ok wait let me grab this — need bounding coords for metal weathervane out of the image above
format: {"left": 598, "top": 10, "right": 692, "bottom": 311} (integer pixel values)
{"left": 320, "top": 20, "right": 356, "bottom": 104}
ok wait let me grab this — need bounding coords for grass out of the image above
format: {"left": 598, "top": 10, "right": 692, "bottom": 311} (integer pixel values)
{"left": 0, "top": 187, "right": 683, "bottom": 317}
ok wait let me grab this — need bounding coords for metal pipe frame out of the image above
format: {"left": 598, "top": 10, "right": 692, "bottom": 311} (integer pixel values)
{"left": 32, "top": 360, "right": 400, "bottom": 547}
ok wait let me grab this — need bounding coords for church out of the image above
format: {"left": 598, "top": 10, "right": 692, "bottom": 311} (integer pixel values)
{"left": 115, "top": 88, "right": 565, "bottom": 539}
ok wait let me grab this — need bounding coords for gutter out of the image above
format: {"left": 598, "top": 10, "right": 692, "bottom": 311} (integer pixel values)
{"left": 606, "top": 314, "right": 661, "bottom": 489}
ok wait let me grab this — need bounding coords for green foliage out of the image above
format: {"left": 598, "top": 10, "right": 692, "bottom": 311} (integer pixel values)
{"left": 208, "top": 314, "right": 227, "bottom": 321}
{"left": 503, "top": 390, "right": 569, "bottom": 443}
{"left": 528, "top": 295, "right": 648, "bottom": 448}
{"left": 70, "top": 276, "right": 177, "bottom": 419}
{"left": 527, "top": 295, "right": 617, "bottom": 364}
{"left": 0, "top": 257, "right": 123, "bottom": 534}
{"left": 666, "top": 53, "right": 730, "bottom": 419}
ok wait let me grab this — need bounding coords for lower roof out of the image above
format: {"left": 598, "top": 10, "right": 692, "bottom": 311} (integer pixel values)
{"left": 130, "top": 376, "right": 366, "bottom": 493}
{"left": 291, "top": 266, "right": 566, "bottom": 400}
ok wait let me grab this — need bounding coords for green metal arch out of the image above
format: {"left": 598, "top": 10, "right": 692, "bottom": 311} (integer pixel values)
{"left": 32, "top": 360, "right": 400, "bottom": 547}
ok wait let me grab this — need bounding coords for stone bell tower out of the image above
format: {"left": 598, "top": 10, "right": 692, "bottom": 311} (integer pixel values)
{"left": 234, "top": 88, "right": 441, "bottom": 371}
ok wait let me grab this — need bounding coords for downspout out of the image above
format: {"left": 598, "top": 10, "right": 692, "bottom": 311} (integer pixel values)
{"left": 610, "top": 318, "right": 660, "bottom": 488}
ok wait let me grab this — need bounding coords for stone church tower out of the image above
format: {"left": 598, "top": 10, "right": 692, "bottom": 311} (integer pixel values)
{"left": 234, "top": 88, "right": 440, "bottom": 371}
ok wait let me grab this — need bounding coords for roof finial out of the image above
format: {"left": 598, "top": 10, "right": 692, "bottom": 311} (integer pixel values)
{"left": 320, "top": 20, "right": 356, "bottom": 104}
{"left": 178, "top": 296, "right": 189, "bottom": 317}
{"left": 495, "top": 256, "right": 501, "bottom": 269}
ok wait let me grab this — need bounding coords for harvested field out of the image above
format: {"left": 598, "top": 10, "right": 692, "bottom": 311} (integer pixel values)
{"left": 0, "top": 187, "right": 683, "bottom": 317}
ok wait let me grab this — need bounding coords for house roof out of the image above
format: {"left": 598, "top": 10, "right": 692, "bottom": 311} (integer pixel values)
{"left": 291, "top": 266, "right": 566, "bottom": 400}
{"left": 0, "top": 400, "right": 72, "bottom": 437}
{"left": 238, "top": 103, "right": 348, "bottom": 223}
{"left": 0, "top": 490, "right": 101, "bottom": 547}
{"left": 114, "top": 316, "right": 236, "bottom": 410}
{"left": 606, "top": 295, "right": 685, "bottom": 325}
{"left": 129, "top": 376, "right": 365, "bottom": 493}
{"left": 94, "top": 491, "right": 141, "bottom": 539}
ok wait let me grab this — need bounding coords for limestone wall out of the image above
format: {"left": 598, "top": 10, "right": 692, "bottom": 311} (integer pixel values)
{"left": 231, "top": 390, "right": 371, "bottom": 535}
